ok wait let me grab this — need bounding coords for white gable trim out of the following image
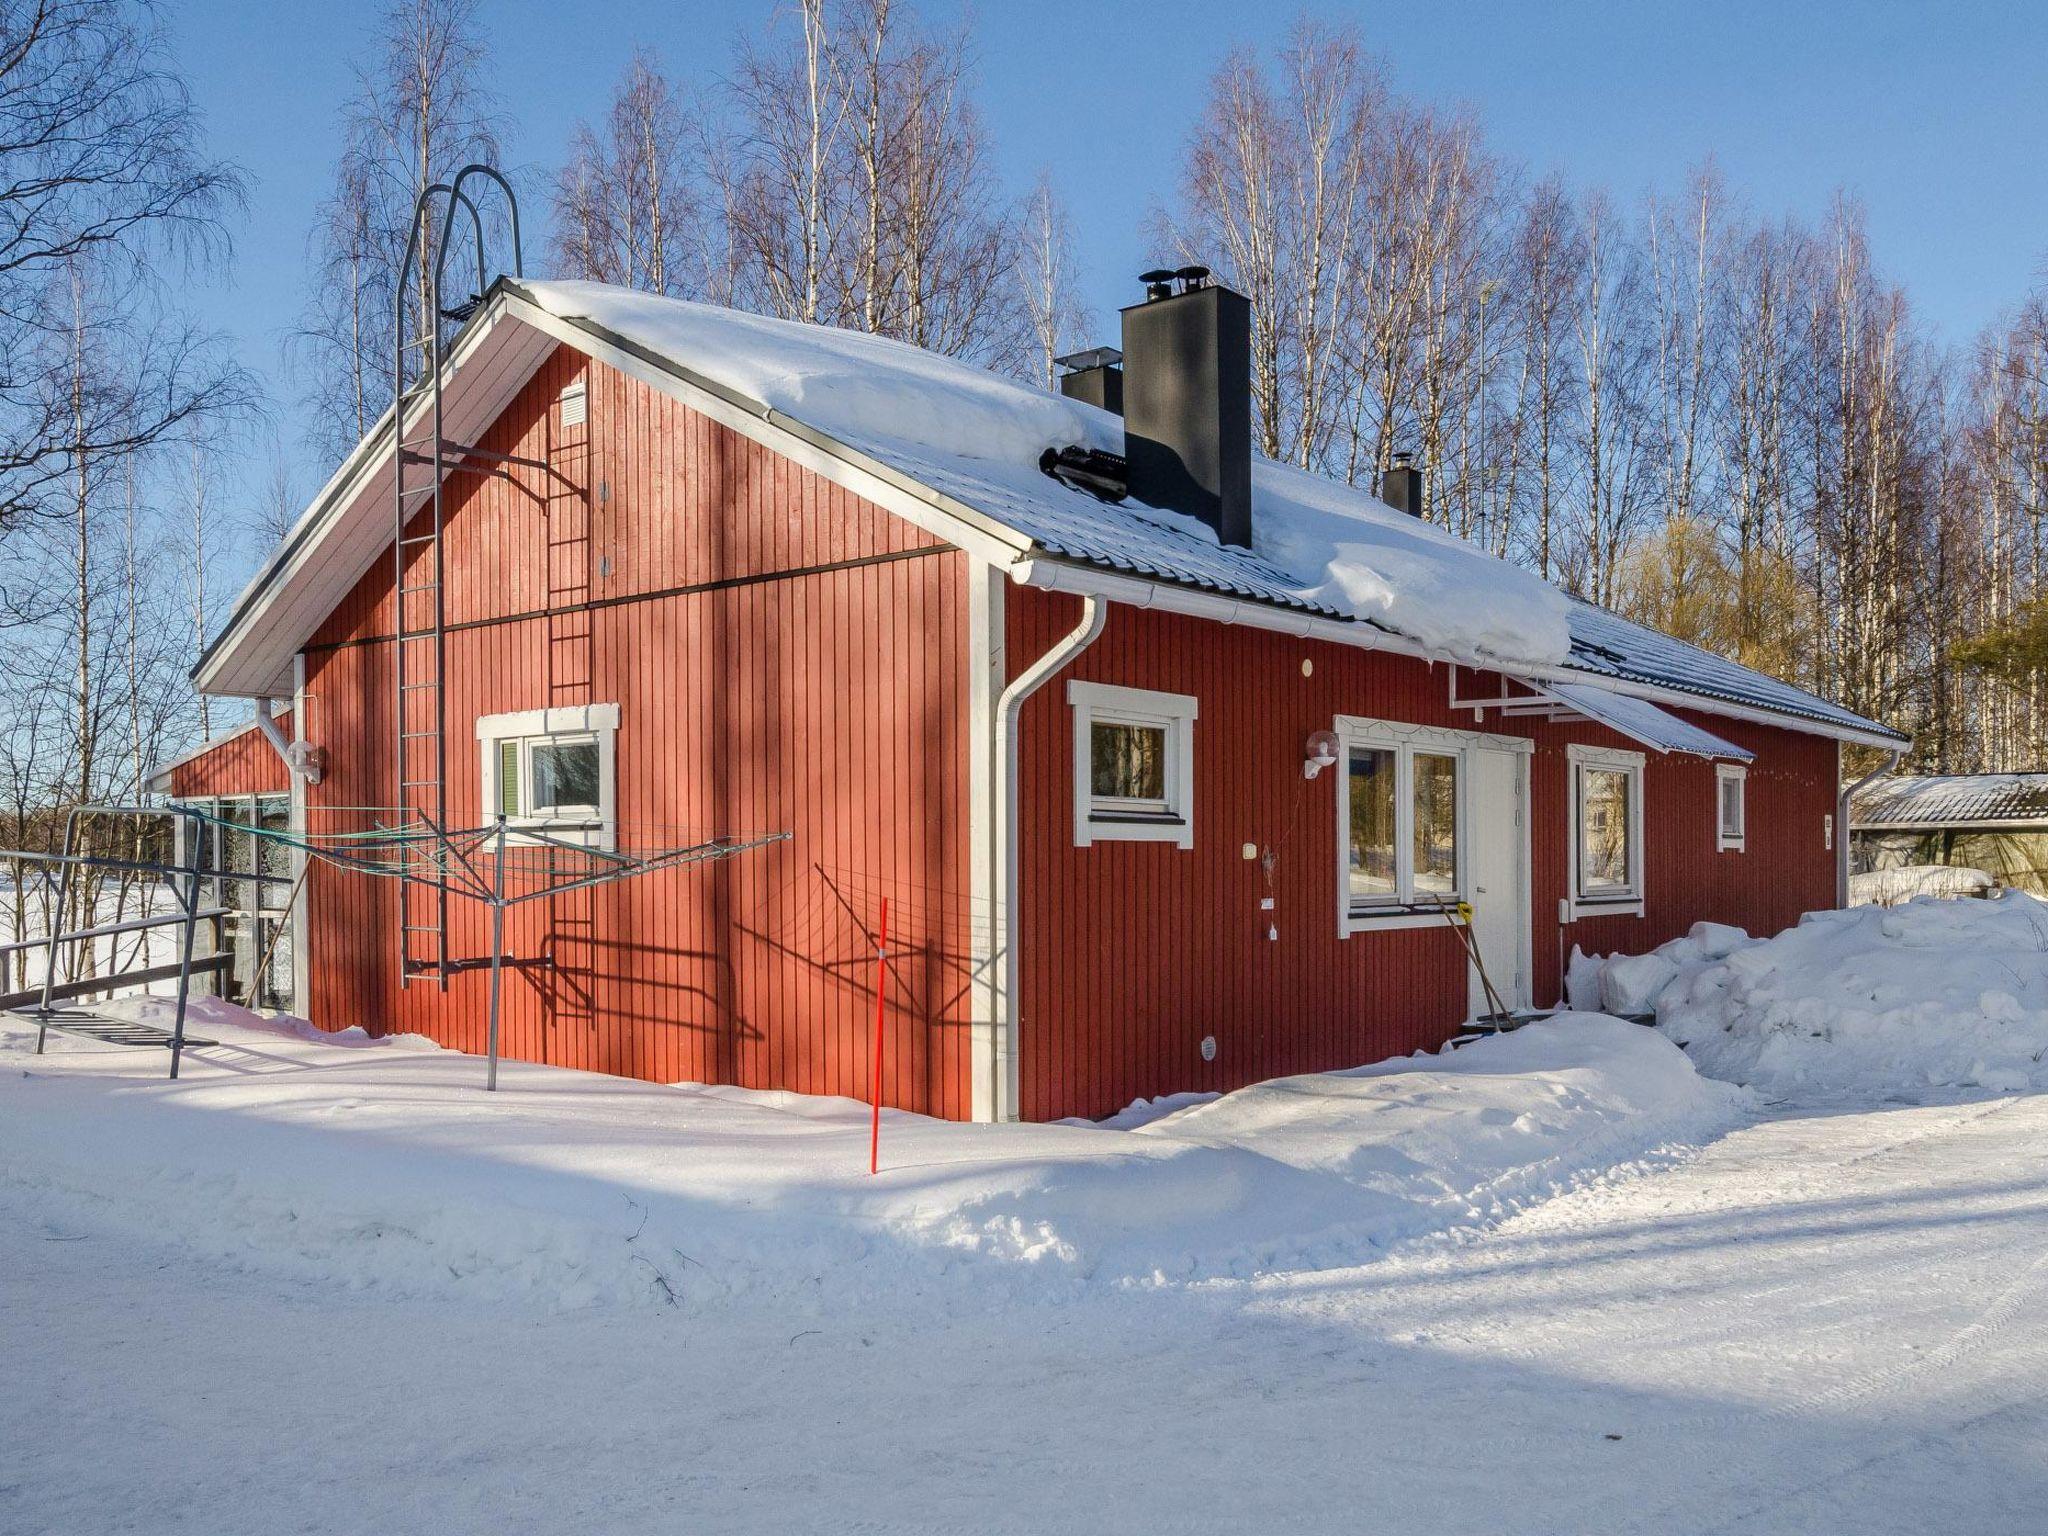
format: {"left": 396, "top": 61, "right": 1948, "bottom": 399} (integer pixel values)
{"left": 196, "top": 289, "right": 1035, "bottom": 701}
{"left": 195, "top": 306, "right": 556, "bottom": 698}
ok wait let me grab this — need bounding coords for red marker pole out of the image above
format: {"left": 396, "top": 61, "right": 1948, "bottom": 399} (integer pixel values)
{"left": 869, "top": 897, "right": 889, "bottom": 1176}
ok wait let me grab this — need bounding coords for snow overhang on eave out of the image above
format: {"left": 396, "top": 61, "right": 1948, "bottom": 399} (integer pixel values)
{"left": 1012, "top": 554, "right": 1909, "bottom": 753}
{"left": 191, "top": 303, "right": 559, "bottom": 700}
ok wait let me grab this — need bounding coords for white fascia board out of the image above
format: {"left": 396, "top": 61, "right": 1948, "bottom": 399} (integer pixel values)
{"left": 1010, "top": 557, "right": 1907, "bottom": 754}
{"left": 195, "top": 308, "right": 553, "bottom": 699}
{"left": 500, "top": 290, "right": 1032, "bottom": 571}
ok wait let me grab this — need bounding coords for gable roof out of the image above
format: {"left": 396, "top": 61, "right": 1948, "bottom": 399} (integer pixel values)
{"left": 198, "top": 278, "right": 1907, "bottom": 751}
{"left": 1853, "top": 774, "right": 2048, "bottom": 829}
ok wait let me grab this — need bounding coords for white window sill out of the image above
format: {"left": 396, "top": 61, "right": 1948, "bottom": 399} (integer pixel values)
{"left": 494, "top": 817, "right": 617, "bottom": 853}
{"left": 1718, "top": 838, "right": 1746, "bottom": 854}
{"left": 1078, "top": 813, "right": 1192, "bottom": 849}
{"left": 1569, "top": 896, "right": 1644, "bottom": 920}
{"left": 1342, "top": 906, "right": 1467, "bottom": 936}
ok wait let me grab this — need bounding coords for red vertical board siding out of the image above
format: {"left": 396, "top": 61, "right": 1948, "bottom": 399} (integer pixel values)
{"left": 291, "top": 344, "right": 975, "bottom": 1117}
{"left": 1008, "top": 586, "right": 1840, "bottom": 1123}
{"left": 166, "top": 714, "right": 294, "bottom": 798}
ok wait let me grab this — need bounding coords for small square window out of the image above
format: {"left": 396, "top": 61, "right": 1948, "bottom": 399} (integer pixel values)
{"left": 1717, "top": 763, "right": 1747, "bottom": 852}
{"left": 477, "top": 704, "right": 619, "bottom": 850}
{"left": 1068, "top": 682, "right": 1197, "bottom": 847}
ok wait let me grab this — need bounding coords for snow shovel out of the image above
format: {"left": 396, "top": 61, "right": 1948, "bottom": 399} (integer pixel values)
{"left": 1430, "top": 895, "right": 1511, "bottom": 1027}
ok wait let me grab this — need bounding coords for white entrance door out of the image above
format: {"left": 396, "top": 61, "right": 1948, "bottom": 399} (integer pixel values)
{"left": 1465, "top": 747, "right": 1530, "bottom": 1018}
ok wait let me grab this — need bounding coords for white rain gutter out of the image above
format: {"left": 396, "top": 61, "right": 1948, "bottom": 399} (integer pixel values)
{"left": 991, "top": 592, "right": 1105, "bottom": 1121}
{"left": 1012, "top": 557, "right": 1909, "bottom": 754}
{"left": 1838, "top": 748, "right": 1903, "bottom": 907}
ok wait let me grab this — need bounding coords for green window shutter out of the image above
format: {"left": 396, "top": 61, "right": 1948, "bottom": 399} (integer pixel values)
{"left": 498, "top": 739, "right": 521, "bottom": 817}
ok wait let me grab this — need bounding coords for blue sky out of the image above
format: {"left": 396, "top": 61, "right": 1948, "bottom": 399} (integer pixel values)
{"left": 169, "top": 0, "right": 2048, "bottom": 513}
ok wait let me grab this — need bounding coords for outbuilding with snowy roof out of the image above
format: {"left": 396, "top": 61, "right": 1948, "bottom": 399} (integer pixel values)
{"left": 1852, "top": 774, "right": 2048, "bottom": 896}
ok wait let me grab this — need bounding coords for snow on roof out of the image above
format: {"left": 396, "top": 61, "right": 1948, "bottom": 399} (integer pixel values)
{"left": 1563, "top": 602, "right": 1904, "bottom": 744}
{"left": 1853, "top": 774, "right": 2048, "bottom": 828}
{"left": 522, "top": 281, "right": 1572, "bottom": 670}
{"left": 525, "top": 282, "right": 1905, "bottom": 741}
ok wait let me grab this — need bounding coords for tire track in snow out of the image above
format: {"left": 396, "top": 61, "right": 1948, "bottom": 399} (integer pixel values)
{"left": 1312, "top": 1092, "right": 2048, "bottom": 1417}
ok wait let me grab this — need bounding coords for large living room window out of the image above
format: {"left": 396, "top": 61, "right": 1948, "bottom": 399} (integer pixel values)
{"left": 1569, "top": 744, "right": 1644, "bottom": 917}
{"left": 1068, "top": 681, "right": 1197, "bottom": 848}
{"left": 477, "top": 703, "right": 619, "bottom": 850}
{"left": 1338, "top": 719, "right": 1471, "bottom": 929}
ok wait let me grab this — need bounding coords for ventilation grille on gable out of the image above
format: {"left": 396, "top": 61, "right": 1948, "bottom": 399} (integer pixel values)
{"left": 559, "top": 381, "right": 587, "bottom": 428}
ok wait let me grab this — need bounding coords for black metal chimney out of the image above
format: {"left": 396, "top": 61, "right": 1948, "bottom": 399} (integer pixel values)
{"left": 1055, "top": 346, "right": 1123, "bottom": 416}
{"left": 1120, "top": 266, "right": 1252, "bottom": 548}
{"left": 1383, "top": 450, "right": 1424, "bottom": 518}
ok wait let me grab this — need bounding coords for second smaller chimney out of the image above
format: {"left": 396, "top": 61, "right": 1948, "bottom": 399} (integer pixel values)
{"left": 1383, "top": 451, "right": 1424, "bottom": 518}
{"left": 1055, "top": 346, "right": 1123, "bottom": 415}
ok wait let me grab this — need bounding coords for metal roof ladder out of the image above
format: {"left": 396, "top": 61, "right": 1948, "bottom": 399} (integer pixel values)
{"left": 391, "top": 166, "right": 523, "bottom": 989}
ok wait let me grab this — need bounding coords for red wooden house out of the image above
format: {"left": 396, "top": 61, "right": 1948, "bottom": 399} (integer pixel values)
{"left": 164, "top": 273, "right": 1906, "bottom": 1122}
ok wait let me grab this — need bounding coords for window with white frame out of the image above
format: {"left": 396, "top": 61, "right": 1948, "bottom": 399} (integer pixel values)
{"left": 1067, "top": 681, "right": 1197, "bottom": 847}
{"left": 1569, "top": 744, "right": 1644, "bottom": 916}
{"left": 1337, "top": 718, "right": 1512, "bottom": 931}
{"left": 1716, "top": 763, "right": 1747, "bottom": 852}
{"left": 476, "top": 703, "right": 619, "bottom": 849}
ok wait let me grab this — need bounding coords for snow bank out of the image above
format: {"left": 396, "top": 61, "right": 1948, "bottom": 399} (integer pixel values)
{"left": 522, "top": 282, "right": 1573, "bottom": 669}
{"left": 1583, "top": 899, "right": 2048, "bottom": 1097}
{"left": 95, "top": 993, "right": 444, "bottom": 1050}
{"left": 0, "top": 1008, "right": 1737, "bottom": 1313}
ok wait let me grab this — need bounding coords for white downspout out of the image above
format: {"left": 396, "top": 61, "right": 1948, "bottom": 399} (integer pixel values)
{"left": 1838, "top": 748, "right": 1901, "bottom": 907}
{"left": 991, "top": 594, "right": 1105, "bottom": 1122}
{"left": 254, "top": 697, "right": 293, "bottom": 766}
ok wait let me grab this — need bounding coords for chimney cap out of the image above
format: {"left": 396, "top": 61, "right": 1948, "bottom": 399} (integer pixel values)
{"left": 1175, "top": 264, "right": 1211, "bottom": 288}
{"left": 1054, "top": 345, "right": 1123, "bottom": 373}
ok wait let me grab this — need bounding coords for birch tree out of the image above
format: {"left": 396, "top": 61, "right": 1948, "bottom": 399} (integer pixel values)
{"left": 297, "top": 0, "right": 505, "bottom": 461}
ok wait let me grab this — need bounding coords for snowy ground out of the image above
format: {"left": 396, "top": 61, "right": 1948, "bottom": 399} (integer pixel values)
{"left": 5, "top": 1002, "right": 2046, "bottom": 1532}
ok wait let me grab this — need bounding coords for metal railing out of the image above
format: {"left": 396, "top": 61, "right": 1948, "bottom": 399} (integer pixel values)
{"left": 0, "top": 805, "right": 285, "bottom": 1079}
